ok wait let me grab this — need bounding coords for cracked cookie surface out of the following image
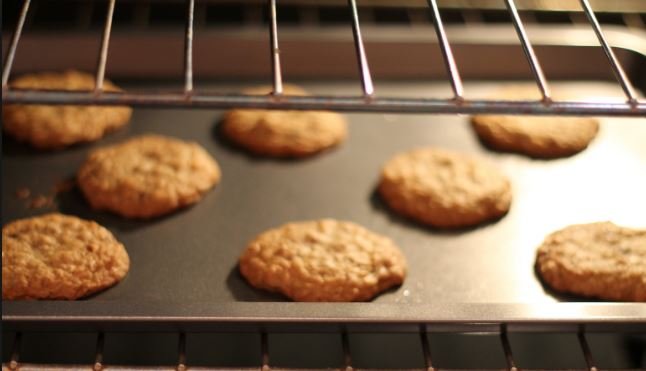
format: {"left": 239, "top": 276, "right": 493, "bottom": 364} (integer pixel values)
{"left": 379, "top": 148, "right": 512, "bottom": 228}
{"left": 3, "top": 70, "right": 132, "bottom": 150}
{"left": 78, "top": 134, "right": 221, "bottom": 218}
{"left": 471, "top": 115, "right": 599, "bottom": 158}
{"left": 221, "top": 85, "right": 347, "bottom": 158}
{"left": 470, "top": 87, "right": 599, "bottom": 158}
{"left": 2, "top": 213, "right": 130, "bottom": 300}
{"left": 239, "top": 219, "right": 407, "bottom": 301}
{"left": 536, "top": 222, "right": 646, "bottom": 302}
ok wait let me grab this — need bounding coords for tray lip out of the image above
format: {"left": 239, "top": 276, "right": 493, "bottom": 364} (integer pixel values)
{"left": 4, "top": 302, "right": 646, "bottom": 327}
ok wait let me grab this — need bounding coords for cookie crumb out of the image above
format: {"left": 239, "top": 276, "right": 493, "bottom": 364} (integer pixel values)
{"left": 28, "top": 194, "right": 54, "bottom": 209}
{"left": 15, "top": 187, "right": 31, "bottom": 200}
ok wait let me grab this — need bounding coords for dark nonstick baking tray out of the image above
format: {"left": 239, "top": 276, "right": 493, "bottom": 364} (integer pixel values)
{"left": 3, "top": 82, "right": 646, "bottom": 331}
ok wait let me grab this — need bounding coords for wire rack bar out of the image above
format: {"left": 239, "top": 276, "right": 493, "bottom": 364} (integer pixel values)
{"left": 94, "top": 332, "right": 104, "bottom": 371}
{"left": 419, "top": 326, "right": 435, "bottom": 371}
{"left": 348, "top": 0, "right": 375, "bottom": 96}
{"left": 504, "top": 0, "right": 551, "bottom": 101}
{"left": 184, "top": 0, "right": 195, "bottom": 93}
{"left": 95, "top": 0, "right": 116, "bottom": 92}
{"left": 342, "top": 328, "right": 353, "bottom": 371}
{"left": 578, "top": 329, "right": 598, "bottom": 371}
{"left": 427, "top": 0, "right": 464, "bottom": 100}
{"left": 0, "top": 328, "right": 625, "bottom": 371}
{"left": 579, "top": 0, "right": 639, "bottom": 105}
{"left": 4, "top": 90, "right": 644, "bottom": 116}
{"left": 269, "top": 0, "right": 283, "bottom": 95}
{"left": 177, "top": 332, "right": 187, "bottom": 371}
{"left": 8, "top": 332, "right": 22, "bottom": 371}
{"left": 2, "top": 0, "right": 31, "bottom": 88}
{"left": 261, "top": 330, "right": 270, "bottom": 371}
{"left": 500, "top": 325, "right": 518, "bottom": 371}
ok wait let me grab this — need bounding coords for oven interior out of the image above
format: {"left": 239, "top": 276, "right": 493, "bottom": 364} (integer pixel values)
{"left": 2, "top": 0, "right": 646, "bottom": 369}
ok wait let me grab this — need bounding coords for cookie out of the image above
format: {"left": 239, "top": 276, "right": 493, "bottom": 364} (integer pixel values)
{"left": 2, "top": 213, "right": 130, "bottom": 300}
{"left": 470, "top": 87, "right": 599, "bottom": 158}
{"left": 3, "top": 70, "right": 132, "bottom": 150}
{"left": 221, "top": 85, "right": 347, "bottom": 157}
{"left": 378, "top": 148, "right": 512, "bottom": 228}
{"left": 536, "top": 222, "right": 646, "bottom": 302}
{"left": 239, "top": 219, "right": 407, "bottom": 301}
{"left": 471, "top": 115, "right": 599, "bottom": 158}
{"left": 77, "top": 134, "right": 221, "bottom": 219}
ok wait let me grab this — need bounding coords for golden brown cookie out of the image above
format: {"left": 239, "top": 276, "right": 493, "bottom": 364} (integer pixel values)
{"left": 3, "top": 70, "right": 132, "bottom": 150}
{"left": 77, "top": 134, "right": 221, "bottom": 219}
{"left": 536, "top": 222, "right": 646, "bottom": 302}
{"left": 379, "top": 148, "right": 512, "bottom": 228}
{"left": 471, "top": 115, "right": 599, "bottom": 158}
{"left": 470, "top": 87, "right": 599, "bottom": 158}
{"left": 239, "top": 219, "right": 407, "bottom": 302}
{"left": 221, "top": 85, "right": 347, "bottom": 158}
{"left": 2, "top": 213, "right": 130, "bottom": 300}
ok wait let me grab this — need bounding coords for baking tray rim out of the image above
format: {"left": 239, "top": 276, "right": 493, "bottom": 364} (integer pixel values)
{"left": 3, "top": 302, "right": 646, "bottom": 332}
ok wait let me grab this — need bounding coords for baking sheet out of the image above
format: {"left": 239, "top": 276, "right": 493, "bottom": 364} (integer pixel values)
{"left": 3, "top": 81, "right": 646, "bottom": 328}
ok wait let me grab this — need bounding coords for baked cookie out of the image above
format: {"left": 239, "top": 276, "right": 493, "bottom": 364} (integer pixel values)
{"left": 3, "top": 70, "right": 132, "bottom": 150}
{"left": 471, "top": 115, "right": 599, "bottom": 158}
{"left": 221, "top": 85, "right": 347, "bottom": 157}
{"left": 239, "top": 219, "right": 407, "bottom": 301}
{"left": 2, "top": 213, "right": 129, "bottom": 300}
{"left": 378, "top": 148, "right": 511, "bottom": 228}
{"left": 78, "top": 134, "right": 221, "bottom": 219}
{"left": 536, "top": 222, "right": 646, "bottom": 302}
{"left": 470, "top": 87, "right": 599, "bottom": 158}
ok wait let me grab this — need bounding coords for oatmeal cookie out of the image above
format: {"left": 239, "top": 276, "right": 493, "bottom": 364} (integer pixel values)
{"left": 536, "top": 222, "right": 646, "bottom": 302}
{"left": 77, "top": 134, "right": 221, "bottom": 218}
{"left": 378, "top": 148, "right": 512, "bottom": 228}
{"left": 3, "top": 70, "right": 132, "bottom": 149}
{"left": 470, "top": 87, "right": 599, "bottom": 158}
{"left": 471, "top": 115, "right": 599, "bottom": 158}
{"left": 239, "top": 219, "right": 407, "bottom": 301}
{"left": 2, "top": 213, "right": 130, "bottom": 300}
{"left": 221, "top": 85, "right": 347, "bottom": 157}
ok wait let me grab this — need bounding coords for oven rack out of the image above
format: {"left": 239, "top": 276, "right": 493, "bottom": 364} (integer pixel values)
{"left": 2, "top": 0, "right": 645, "bottom": 116}
{"left": 4, "top": 325, "right": 643, "bottom": 370}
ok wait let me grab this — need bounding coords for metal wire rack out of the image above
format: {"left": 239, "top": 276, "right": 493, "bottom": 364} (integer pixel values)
{"left": 2, "top": 0, "right": 644, "bottom": 116}
{"left": 6, "top": 325, "right": 643, "bottom": 370}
